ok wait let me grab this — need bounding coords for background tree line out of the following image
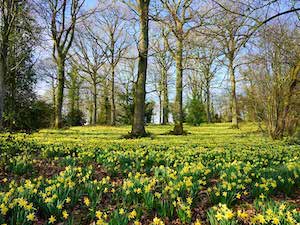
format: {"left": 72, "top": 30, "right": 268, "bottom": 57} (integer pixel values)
{"left": 0, "top": 0, "right": 299, "bottom": 140}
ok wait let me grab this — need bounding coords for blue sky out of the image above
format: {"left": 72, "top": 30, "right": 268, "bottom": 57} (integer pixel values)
{"left": 86, "top": 0, "right": 97, "bottom": 8}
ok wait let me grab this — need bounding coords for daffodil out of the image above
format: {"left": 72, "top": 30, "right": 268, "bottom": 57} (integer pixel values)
{"left": 194, "top": 219, "right": 202, "bottom": 225}
{"left": 84, "top": 197, "right": 90, "bottom": 206}
{"left": 216, "top": 212, "right": 223, "bottom": 221}
{"left": 153, "top": 217, "right": 164, "bottom": 225}
{"left": 119, "top": 208, "right": 125, "bottom": 215}
{"left": 272, "top": 217, "right": 280, "bottom": 225}
{"left": 26, "top": 213, "right": 35, "bottom": 221}
{"left": 128, "top": 209, "right": 137, "bottom": 219}
{"left": 62, "top": 210, "right": 69, "bottom": 219}
{"left": 49, "top": 215, "right": 56, "bottom": 224}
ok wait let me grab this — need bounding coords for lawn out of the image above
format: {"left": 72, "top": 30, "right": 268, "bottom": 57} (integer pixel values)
{"left": 0, "top": 123, "right": 299, "bottom": 224}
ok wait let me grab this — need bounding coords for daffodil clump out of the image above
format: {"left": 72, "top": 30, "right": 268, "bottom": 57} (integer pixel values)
{"left": 207, "top": 201, "right": 300, "bottom": 225}
{"left": 0, "top": 123, "right": 299, "bottom": 224}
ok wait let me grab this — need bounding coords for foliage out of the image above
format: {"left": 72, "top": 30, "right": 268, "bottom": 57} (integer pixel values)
{"left": 185, "top": 97, "right": 206, "bottom": 126}
{"left": 2, "top": 1, "right": 39, "bottom": 131}
{"left": 65, "top": 109, "right": 85, "bottom": 127}
{"left": 145, "top": 101, "right": 155, "bottom": 124}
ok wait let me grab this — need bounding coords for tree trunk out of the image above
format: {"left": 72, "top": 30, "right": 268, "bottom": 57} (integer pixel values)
{"left": 0, "top": 46, "right": 7, "bottom": 129}
{"left": 51, "top": 77, "right": 56, "bottom": 126}
{"left": 206, "top": 80, "right": 211, "bottom": 123}
{"left": 229, "top": 57, "right": 239, "bottom": 128}
{"left": 173, "top": 39, "right": 184, "bottom": 135}
{"left": 162, "top": 66, "right": 169, "bottom": 124}
{"left": 158, "top": 93, "right": 162, "bottom": 124}
{"left": 55, "top": 56, "right": 65, "bottom": 128}
{"left": 0, "top": 30, "right": 9, "bottom": 129}
{"left": 111, "top": 65, "right": 116, "bottom": 125}
{"left": 89, "top": 99, "right": 93, "bottom": 125}
{"left": 93, "top": 82, "right": 97, "bottom": 125}
{"left": 131, "top": 0, "right": 149, "bottom": 137}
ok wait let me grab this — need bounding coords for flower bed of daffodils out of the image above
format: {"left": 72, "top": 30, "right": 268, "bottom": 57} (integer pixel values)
{"left": 0, "top": 124, "right": 299, "bottom": 224}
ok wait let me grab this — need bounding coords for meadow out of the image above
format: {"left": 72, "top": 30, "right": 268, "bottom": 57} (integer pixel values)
{"left": 0, "top": 123, "right": 299, "bottom": 225}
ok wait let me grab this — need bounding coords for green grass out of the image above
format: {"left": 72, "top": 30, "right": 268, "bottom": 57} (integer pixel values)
{"left": 14, "top": 122, "right": 276, "bottom": 146}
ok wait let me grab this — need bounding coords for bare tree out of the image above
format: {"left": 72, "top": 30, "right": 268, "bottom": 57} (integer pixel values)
{"left": 243, "top": 24, "right": 299, "bottom": 139}
{"left": 151, "top": 26, "right": 172, "bottom": 124}
{"left": 94, "top": 4, "right": 129, "bottom": 125}
{"left": 196, "top": 41, "right": 219, "bottom": 123}
{"left": 72, "top": 30, "right": 106, "bottom": 125}
{"left": 154, "top": 0, "right": 203, "bottom": 134}
{"left": 41, "top": 0, "right": 85, "bottom": 128}
{"left": 212, "top": 0, "right": 300, "bottom": 128}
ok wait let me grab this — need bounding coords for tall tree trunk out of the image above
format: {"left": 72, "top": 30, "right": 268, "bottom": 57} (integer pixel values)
{"left": 0, "top": 40, "right": 8, "bottom": 129}
{"left": 93, "top": 82, "right": 97, "bottom": 125}
{"left": 162, "top": 66, "right": 168, "bottom": 124}
{"left": 206, "top": 80, "right": 211, "bottom": 123}
{"left": 76, "top": 86, "right": 80, "bottom": 110}
{"left": 51, "top": 76, "right": 56, "bottom": 126}
{"left": 131, "top": 0, "right": 149, "bottom": 137}
{"left": 158, "top": 93, "right": 162, "bottom": 124}
{"left": 111, "top": 65, "right": 116, "bottom": 125}
{"left": 229, "top": 57, "right": 239, "bottom": 128}
{"left": 55, "top": 56, "right": 65, "bottom": 128}
{"left": 89, "top": 99, "right": 93, "bottom": 125}
{"left": 173, "top": 39, "right": 183, "bottom": 135}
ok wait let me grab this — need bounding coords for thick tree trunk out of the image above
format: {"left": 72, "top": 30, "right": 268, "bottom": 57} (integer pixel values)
{"left": 229, "top": 58, "right": 238, "bottom": 128}
{"left": 55, "top": 57, "right": 65, "bottom": 128}
{"left": 173, "top": 39, "right": 184, "bottom": 135}
{"left": 162, "top": 67, "right": 169, "bottom": 125}
{"left": 131, "top": 0, "right": 149, "bottom": 137}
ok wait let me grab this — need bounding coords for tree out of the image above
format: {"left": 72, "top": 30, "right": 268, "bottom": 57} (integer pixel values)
{"left": 72, "top": 29, "right": 106, "bottom": 125}
{"left": 36, "top": 58, "right": 57, "bottom": 125}
{"left": 212, "top": 0, "right": 300, "bottom": 129}
{"left": 122, "top": 0, "right": 151, "bottom": 137}
{"left": 194, "top": 39, "right": 219, "bottom": 123}
{"left": 154, "top": 0, "right": 201, "bottom": 134}
{"left": 66, "top": 65, "right": 83, "bottom": 125}
{"left": 0, "top": 0, "right": 19, "bottom": 128}
{"left": 151, "top": 26, "right": 172, "bottom": 124}
{"left": 118, "top": 59, "right": 136, "bottom": 125}
{"left": 95, "top": 3, "right": 128, "bottom": 125}
{"left": 211, "top": 3, "right": 249, "bottom": 128}
{"left": 0, "top": 1, "right": 39, "bottom": 131}
{"left": 186, "top": 96, "right": 205, "bottom": 126}
{"left": 243, "top": 24, "right": 299, "bottom": 139}
{"left": 42, "top": 0, "right": 85, "bottom": 128}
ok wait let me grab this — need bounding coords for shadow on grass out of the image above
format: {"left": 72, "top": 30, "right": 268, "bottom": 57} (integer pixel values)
{"left": 121, "top": 132, "right": 155, "bottom": 139}
{"left": 160, "top": 130, "right": 191, "bottom": 136}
